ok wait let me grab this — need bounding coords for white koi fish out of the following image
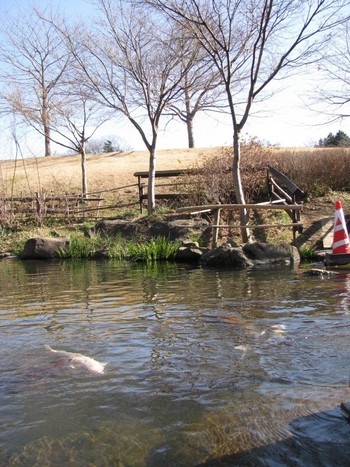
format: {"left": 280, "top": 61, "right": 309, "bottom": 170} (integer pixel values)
{"left": 45, "top": 345, "right": 107, "bottom": 375}
{"left": 234, "top": 344, "right": 250, "bottom": 358}
{"left": 271, "top": 324, "right": 286, "bottom": 335}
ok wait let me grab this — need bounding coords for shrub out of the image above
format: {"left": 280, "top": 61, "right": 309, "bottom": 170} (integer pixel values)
{"left": 187, "top": 137, "right": 277, "bottom": 205}
{"left": 274, "top": 148, "right": 350, "bottom": 196}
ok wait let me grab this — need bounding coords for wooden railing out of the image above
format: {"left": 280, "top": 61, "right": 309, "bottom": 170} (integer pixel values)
{"left": 177, "top": 203, "right": 303, "bottom": 247}
{"left": 267, "top": 165, "right": 306, "bottom": 204}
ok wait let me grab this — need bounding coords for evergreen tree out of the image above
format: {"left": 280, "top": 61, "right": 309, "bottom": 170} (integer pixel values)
{"left": 103, "top": 140, "right": 115, "bottom": 152}
{"left": 317, "top": 130, "right": 350, "bottom": 147}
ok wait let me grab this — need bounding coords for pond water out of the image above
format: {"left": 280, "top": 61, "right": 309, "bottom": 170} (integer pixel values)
{"left": 1, "top": 258, "right": 350, "bottom": 466}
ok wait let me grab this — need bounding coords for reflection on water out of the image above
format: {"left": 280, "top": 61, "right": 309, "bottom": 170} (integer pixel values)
{"left": 1, "top": 259, "right": 350, "bottom": 465}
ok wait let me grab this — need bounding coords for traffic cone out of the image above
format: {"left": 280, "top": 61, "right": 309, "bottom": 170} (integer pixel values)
{"left": 331, "top": 200, "right": 350, "bottom": 255}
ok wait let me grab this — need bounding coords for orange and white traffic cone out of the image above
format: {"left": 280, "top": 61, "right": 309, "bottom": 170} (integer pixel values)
{"left": 331, "top": 200, "right": 350, "bottom": 255}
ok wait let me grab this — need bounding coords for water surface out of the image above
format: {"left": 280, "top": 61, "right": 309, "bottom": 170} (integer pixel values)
{"left": 1, "top": 259, "right": 350, "bottom": 466}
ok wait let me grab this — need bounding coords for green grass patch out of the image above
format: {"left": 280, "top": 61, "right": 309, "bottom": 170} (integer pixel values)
{"left": 299, "top": 245, "right": 317, "bottom": 262}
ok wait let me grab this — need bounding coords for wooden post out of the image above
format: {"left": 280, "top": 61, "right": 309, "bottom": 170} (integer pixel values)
{"left": 65, "top": 194, "right": 69, "bottom": 218}
{"left": 136, "top": 175, "right": 141, "bottom": 213}
{"left": 42, "top": 190, "right": 47, "bottom": 223}
{"left": 96, "top": 198, "right": 101, "bottom": 218}
{"left": 35, "top": 191, "right": 42, "bottom": 227}
{"left": 212, "top": 208, "right": 221, "bottom": 248}
{"left": 140, "top": 183, "right": 144, "bottom": 214}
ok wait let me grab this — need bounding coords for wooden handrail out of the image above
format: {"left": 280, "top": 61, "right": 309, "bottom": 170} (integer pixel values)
{"left": 212, "top": 223, "right": 303, "bottom": 229}
{"left": 176, "top": 203, "right": 303, "bottom": 247}
{"left": 177, "top": 203, "right": 302, "bottom": 212}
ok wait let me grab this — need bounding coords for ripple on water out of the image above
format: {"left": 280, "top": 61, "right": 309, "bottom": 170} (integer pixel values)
{"left": 1, "top": 262, "right": 350, "bottom": 465}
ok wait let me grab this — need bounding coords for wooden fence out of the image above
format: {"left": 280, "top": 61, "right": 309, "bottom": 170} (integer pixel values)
{"left": 0, "top": 183, "right": 139, "bottom": 225}
{"left": 0, "top": 169, "right": 196, "bottom": 225}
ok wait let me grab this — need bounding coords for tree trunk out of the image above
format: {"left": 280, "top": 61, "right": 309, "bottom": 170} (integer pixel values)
{"left": 147, "top": 145, "right": 156, "bottom": 214}
{"left": 187, "top": 116, "right": 195, "bottom": 148}
{"left": 185, "top": 84, "right": 195, "bottom": 148}
{"left": 42, "top": 94, "right": 51, "bottom": 157}
{"left": 44, "top": 127, "right": 51, "bottom": 157}
{"left": 233, "top": 128, "right": 250, "bottom": 243}
{"left": 81, "top": 143, "right": 88, "bottom": 198}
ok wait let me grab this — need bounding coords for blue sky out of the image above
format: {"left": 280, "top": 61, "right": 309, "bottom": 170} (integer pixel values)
{"left": 1, "top": 0, "right": 91, "bottom": 16}
{"left": 0, "top": 0, "right": 348, "bottom": 156}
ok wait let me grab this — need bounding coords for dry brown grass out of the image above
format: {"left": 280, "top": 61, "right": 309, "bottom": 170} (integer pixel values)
{"left": 0, "top": 147, "right": 218, "bottom": 197}
{"left": 272, "top": 147, "right": 350, "bottom": 195}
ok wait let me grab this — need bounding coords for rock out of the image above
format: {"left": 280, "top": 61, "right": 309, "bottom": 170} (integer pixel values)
{"left": 313, "top": 250, "right": 327, "bottom": 261}
{"left": 86, "top": 217, "right": 211, "bottom": 245}
{"left": 0, "top": 252, "right": 17, "bottom": 259}
{"left": 200, "top": 242, "right": 254, "bottom": 268}
{"left": 86, "top": 219, "right": 140, "bottom": 238}
{"left": 243, "top": 242, "right": 300, "bottom": 266}
{"left": 181, "top": 240, "right": 201, "bottom": 248}
{"left": 20, "top": 237, "right": 70, "bottom": 260}
{"left": 176, "top": 243, "right": 210, "bottom": 262}
{"left": 200, "top": 242, "right": 300, "bottom": 269}
{"left": 91, "top": 247, "right": 110, "bottom": 259}
{"left": 176, "top": 246, "right": 203, "bottom": 262}
{"left": 148, "top": 219, "right": 211, "bottom": 244}
{"left": 226, "top": 238, "right": 239, "bottom": 247}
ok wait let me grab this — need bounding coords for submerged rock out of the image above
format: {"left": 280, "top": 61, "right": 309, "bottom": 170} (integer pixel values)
{"left": 303, "top": 268, "right": 337, "bottom": 277}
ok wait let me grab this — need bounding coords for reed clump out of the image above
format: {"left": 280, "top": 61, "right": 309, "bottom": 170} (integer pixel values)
{"left": 127, "top": 237, "right": 180, "bottom": 262}
{"left": 60, "top": 234, "right": 180, "bottom": 262}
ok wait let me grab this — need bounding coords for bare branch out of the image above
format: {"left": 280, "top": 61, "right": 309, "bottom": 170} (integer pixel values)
{"left": 143, "top": 0, "right": 350, "bottom": 241}
{"left": 0, "top": 6, "right": 74, "bottom": 157}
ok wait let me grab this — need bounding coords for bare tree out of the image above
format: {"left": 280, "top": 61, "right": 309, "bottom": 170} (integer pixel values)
{"left": 166, "top": 33, "right": 226, "bottom": 148}
{"left": 0, "top": 7, "right": 72, "bottom": 157}
{"left": 46, "top": 82, "right": 112, "bottom": 197}
{"left": 56, "top": 0, "right": 197, "bottom": 213}
{"left": 314, "top": 21, "right": 350, "bottom": 120}
{"left": 145, "top": 0, "right": 350, "bottom": 241}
